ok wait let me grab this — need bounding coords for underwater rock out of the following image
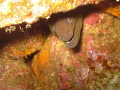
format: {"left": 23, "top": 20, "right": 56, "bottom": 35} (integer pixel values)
{"left": 32, "top": 11, "right": 120, "bottom": 90}
{"left": 0, "top": 0, "right": 119, "bottom": 28}
{"left": 0, "top": 21, "right": 49, "bottom": 60}
{"left": 0, "top": 58, "right": 39, "bottom": 90}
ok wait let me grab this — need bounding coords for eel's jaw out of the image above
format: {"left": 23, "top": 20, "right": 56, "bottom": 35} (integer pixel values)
{"left": 66, "top": 14, "right": 83, "bottom": 48}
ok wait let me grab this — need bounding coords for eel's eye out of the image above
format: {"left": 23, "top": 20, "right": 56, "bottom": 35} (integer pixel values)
{"left": 67, "top": 18, "right": 72, "bottom": 23}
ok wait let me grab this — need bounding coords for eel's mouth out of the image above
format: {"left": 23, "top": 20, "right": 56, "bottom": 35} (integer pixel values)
{"left": 65, "top": 15, "right": 83, "bottom": 48}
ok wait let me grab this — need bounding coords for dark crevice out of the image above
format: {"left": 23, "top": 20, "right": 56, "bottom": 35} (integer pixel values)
{"left": 24, "top": 50, "right": 39, "bottom": 67}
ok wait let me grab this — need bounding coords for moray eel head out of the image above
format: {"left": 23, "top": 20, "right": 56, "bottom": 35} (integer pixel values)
{"left": 49, "top": 14, "right": 83, "bottom": 48}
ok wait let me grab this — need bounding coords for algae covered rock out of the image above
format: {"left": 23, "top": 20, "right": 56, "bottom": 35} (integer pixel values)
{"left": 0, "top": 58, "right": 40, "bottom": 90}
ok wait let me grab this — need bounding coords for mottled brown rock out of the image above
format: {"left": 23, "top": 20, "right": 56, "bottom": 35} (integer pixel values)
{"left": 32, "top": 11, "right": 120, "bottom": 90}
{"left": 1, "top": 0, "right": 119, "bottom": 28}
{"left": 0, "top": 59, "right": 40, "bottom": 90}
{"left": 0, "top": 21, "right": 49, "bottom": 60}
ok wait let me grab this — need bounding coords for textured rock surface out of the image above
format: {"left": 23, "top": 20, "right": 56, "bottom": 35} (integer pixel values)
{"left": 32, "top": 10, "right": 120, "bottom": 90}
{"left": 0, "top": 0, "right": 119, "bottom": 28}
{"left": 0, "top": 0, "right": 102, "bottom": 28}
{"left": 0, "top": 21, "right": 49, "bottom": 60}
{"left": 0, "top": 59, "right": 40, "bottom": 90}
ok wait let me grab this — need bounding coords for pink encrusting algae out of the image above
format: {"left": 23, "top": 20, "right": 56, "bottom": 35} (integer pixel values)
{"left": 84, "top": 13, "right": 102, "bottom": 26}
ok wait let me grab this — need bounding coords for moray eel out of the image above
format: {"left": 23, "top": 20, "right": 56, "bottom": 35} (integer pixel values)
{"left": 48, "top": 14, "right": 83, "bottom": 48}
